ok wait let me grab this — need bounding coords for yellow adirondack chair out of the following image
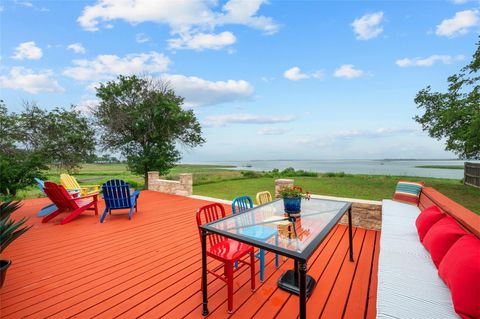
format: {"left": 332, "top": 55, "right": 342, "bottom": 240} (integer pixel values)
{"left": 256, "top": 191, "right": 273, "bottom": 205}
{"left": 60, "top": 174, "right": 100, "bottom": 196}
{"left": 257, "top": 190, "right": 288, "bottom": 261}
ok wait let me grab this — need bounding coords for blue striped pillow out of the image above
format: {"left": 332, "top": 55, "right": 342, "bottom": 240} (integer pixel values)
{"left": 393, "top": 181, "right": 424, "bottom": 205}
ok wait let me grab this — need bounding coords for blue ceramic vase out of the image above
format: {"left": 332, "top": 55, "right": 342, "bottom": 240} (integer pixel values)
{"left": 283, "top": 197, "right": 301, "bottom": 214}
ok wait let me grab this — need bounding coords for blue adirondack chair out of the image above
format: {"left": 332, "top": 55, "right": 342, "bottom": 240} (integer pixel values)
{"left": 34, "top": 178, "right": 58, "bottom": 217}
{"left": 232, "top": 196, "right": 279, "bottom": 282}
{"left": 100, "top": 179, "right": 140, "bottom": 223}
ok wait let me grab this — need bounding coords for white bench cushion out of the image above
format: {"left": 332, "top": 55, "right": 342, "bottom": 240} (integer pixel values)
{"left": 377, "top": 200, "right": 458, "bottom": 319}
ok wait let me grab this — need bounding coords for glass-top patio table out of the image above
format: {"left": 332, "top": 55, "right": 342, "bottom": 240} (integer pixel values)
{"left": 200, "top": 197, "right": 354, "bottom": 319}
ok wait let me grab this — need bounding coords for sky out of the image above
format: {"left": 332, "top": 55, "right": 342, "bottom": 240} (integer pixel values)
{"left": 1, "top": 0, "right": 479, "bottom": 162}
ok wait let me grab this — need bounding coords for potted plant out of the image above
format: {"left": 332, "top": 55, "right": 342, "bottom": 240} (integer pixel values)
{"left": 279, "top": 186, "right": 310, "bottom": 214}
{"left": 0, "top": 200, "right": 32, "bottom": 288}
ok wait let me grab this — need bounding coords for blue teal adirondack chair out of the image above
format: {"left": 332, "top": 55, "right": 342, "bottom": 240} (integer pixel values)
{"left": 100, "top": 179, "right": 140, "bottom": 223}
{"left": 232, "top": 196, "right": 279, "bottom": 282}
{"left": 34, "top": 178, "right": 58, "bottom": 217}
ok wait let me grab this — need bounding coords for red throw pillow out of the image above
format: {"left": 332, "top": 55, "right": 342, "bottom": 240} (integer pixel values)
{"left": 415, "top": 205, "right": 445, "bottom": 242}
{"left": 439, "top": 235, "right": 480, "bottom": 319}
{"left": 423, "top": 216, "right": 467, "bottom": 267}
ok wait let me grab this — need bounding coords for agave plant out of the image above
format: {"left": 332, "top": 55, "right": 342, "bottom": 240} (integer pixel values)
{"left": 0, "top": 201, "right": 32, "bottom": 254}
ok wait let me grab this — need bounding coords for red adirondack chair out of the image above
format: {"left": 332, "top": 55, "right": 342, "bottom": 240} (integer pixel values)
{"left": 196, "top": 203, "right": 256, "bottom": 313}
{"left": 42, "top": 182, "right": 98, "bottom": 225}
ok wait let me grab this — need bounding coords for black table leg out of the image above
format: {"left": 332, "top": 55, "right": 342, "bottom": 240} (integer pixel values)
{"left": 294, "top": 259, "right": 299, "bottom": 285}
{"left": 348, "top": 206, "right": 354, "bottom": 262}
{"left": 278, "top": 258, "right": 315, "bottom": 297}
{"left": 201, "top": 229, "right": 209, "bottom": 316}
{"left": 299, "top": 261, "right": 307, "bottom": 319}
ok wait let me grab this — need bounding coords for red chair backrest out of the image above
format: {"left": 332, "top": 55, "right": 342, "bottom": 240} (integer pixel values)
{"left": 196, "top": 203, "right": 227, "bottom": 248}
{"left": 43, "top": 182, "right": 78, "bottom": 211}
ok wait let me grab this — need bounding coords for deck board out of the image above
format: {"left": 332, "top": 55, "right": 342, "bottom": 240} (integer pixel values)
{"left": 1, "top": 191, "right": 380, "bottom": 319}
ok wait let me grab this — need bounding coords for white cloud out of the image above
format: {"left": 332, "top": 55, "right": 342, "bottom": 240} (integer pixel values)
{"left": 283, "top": 67, "right": 309, "bottom": 81}
{"left": 67, "top": 43, "right": 86, "bottom": 54}
{"left": 0, "top": 67, "right": 64, "bottom": 94}
{"left": 135, "top": 33, "right": 150, "bottom": 43}
{"left": 257, "top": 127, "right": 289, "bottom": 135}
{"left": 12, "top": 41, "right": 43, "bottom": 60}
{"left": 203, "top": 113, "right": 295, "bottom": 127}
{"left": 86, "top": 82, "right": 101, "bottom": 92}
{"left": 75, "top": 98, "right": 99, "bottom": 113}
{"left": 218, "top": 0, "right": 279, "bottom": 35}
{"left": 78, "top": 0, "right": 277, "bottom": 33}
{"left": 77, "top": 0, "right": 277, "bottom": 50}
{"left": 311, "top": 71, "right": 324, "bottom": 79}
{"left": 63, "top": 52, "right": 171, "bottom": 81}
{"left": 436, "top": 10, "right": 479, "bottom": 37}
{"left": 333, "top": 64, "right": 364, "bottom": 79}
{"left": 283, "top": 66, "right": 323, "bottom": 81}
{"left": 396, "top": 54, "right": 464, "bottom": 67}
{"left": 13, "top": 0, "right": 48, "bottom": 11}
{"left": 162, "top": 74, "right": 254, "bottom": 107}
{"left": 168, "top": 31, "right": 236, "bottom": 51}
{"left": 351, "top": 12, "right": 384, "bottom": 40}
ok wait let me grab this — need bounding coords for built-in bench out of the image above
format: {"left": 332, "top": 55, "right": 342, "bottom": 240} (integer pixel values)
{"left": 377, "top": 187, "right": 479, "bottom": 319}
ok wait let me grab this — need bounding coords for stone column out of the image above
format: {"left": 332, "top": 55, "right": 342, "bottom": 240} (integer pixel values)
{"left": 275, "top": 178, "right": 294, "bottom": 198}
{"left": 179, "top": 173, "right": 193, "bottom": 196}
{"left": 338, "top": 202, "right": 382, "bottom": 231}
{"left": 147, "top": 171, "right": 159, "bottom": 190}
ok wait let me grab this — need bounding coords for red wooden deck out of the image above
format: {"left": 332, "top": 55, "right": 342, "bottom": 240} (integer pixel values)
{"left": 1, "top": 191, "right": 380, "bottom": 319}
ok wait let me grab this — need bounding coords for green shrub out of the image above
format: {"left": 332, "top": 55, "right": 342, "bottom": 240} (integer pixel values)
{"left": 323, "top": 172, "right": 347, "bottom": 177}
{"left": 126, "top": 179, "right": 144, "bottom": 190}
{"left": 241, "top": 170, "right": 262, "bottom": 178}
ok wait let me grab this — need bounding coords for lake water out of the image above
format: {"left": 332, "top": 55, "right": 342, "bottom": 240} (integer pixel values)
{"left": 190, "top": 159, "right": 480, "bottom": 180}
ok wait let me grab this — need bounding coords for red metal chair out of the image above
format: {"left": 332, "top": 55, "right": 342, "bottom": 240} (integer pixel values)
{"left": 42, "top": 182, "right": 98, "bottom": 225}
{"left": 196, "top": 203, "right": 256, "bottom": 313}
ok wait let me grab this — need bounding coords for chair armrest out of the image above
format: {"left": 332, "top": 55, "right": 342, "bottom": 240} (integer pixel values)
{"left": 131, "top": 190, "right": 141, "bottom": 198}
{"left": 73, "top": 193, "right": 99, "bottom": 201}
{"left": 82, "top": 185, "right": 100, "bottom": 189}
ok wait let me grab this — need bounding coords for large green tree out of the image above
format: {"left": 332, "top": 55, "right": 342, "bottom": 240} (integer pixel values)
{"left": 414, "top": 38, "right": 480, "bottom": 159}
{"left": 0, "top": 102, "right": 96, "bottom": 197}
{"left": 94, "top": 75, "right": 205, "bottom": 186}
{"left": 18, "top": 102, "right": 96, "bottom": 171}
{"left": 0, "top": 103, "right": 47, "bottom": 197}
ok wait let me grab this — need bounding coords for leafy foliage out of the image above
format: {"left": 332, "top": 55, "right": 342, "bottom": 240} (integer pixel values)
{"left": 414, "top": 38, "right": 480, "bottom": 159}
{"left": 260, "top": 167, "right": 318, "bottom": 178}
{"left": 94, "top": 75, "right": 205, "bottom": 185}
{"left": 0, "top": 103, "right": 47, "bottom": 196}
{"left": 23, "top": 103, "right": 96, "bottom": 171}
{"left": 240, "top": 170, "right": 263, "bottom": 178}
{"left": 0, "top": 101, "right": 96, "bottom": 196}
{"left": 0, "top": 149, "right": 47, "bottom": 198}
{"left": 0, "top": 201, "right": 32, "bottom": 253}
{"left": 279, "top": 186, "right": 310, "bottom": 199}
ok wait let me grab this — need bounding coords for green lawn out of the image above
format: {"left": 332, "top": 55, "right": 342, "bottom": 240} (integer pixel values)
{"left": 16, "top": 163, "right": 242, "bottom": 199}
{"left": 17, "top": 163, "right": 480, "bottom": 214}
{"left": 193, "top": 175, "right": 480, "bottom": 214}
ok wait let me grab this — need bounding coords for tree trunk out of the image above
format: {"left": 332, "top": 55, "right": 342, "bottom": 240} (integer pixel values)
{"left": 144, "top": 173, "right": 148, "bottom": 190}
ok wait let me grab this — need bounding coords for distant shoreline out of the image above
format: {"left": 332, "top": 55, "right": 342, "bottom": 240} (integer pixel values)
{"left": 415, "top": 165, "right": 464, "bottom": 170}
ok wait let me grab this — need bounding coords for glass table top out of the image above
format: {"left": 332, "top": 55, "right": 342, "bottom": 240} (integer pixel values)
{"left": 202, "top": 198, "right": 351, "bottom": 260}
